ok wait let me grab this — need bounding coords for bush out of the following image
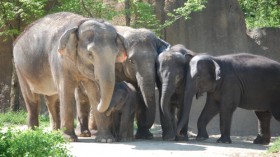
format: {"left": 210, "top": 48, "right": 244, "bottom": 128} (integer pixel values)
{"left": 0, "top": 128, "right": 72, "bottom": 157}
{"left": 267, "top": 137, "right": 280, "bottom": 154}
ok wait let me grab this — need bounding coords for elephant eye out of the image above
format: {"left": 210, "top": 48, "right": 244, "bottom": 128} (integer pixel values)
{"left": 128, "top": 59, "right": 135, "bottom": 64}
{"left": 88, "top": 52, "right": 94, "bottom": 60}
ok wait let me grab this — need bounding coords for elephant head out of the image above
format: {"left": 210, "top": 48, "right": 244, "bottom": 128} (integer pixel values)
{"left": 177, "top": 54, "right": 221, "bottom": 134}
{"left": 115, "top": 26, "right": 170, "bottom": 129}
{"left": 156, "top": 45, "right": 195, "bottom": 122}
{"left": 58, "top": 20, "right": 127, "bottom": 113}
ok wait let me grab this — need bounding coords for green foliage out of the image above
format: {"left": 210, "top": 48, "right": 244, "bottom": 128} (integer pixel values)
{"left": 239, "top": 0, "right": 280, "bottom": 28}
{"left": 163, "top": 0, "right": 207, "bottom": 29}
{"left": 0, "top": 110, "right": 49, "bottom": 128}
{"left": 51, "top": 0, "right": 119, "bottom": 20}
{"left": 0, "top": 0, "right": 47, "bottom": 40}
{"left": 0, "top": 128, "right": 72, "bottom": 157}
{"left": 267, "top": 137, "right": 280, "bottom": 153}
{"left": 129, "top": 1, "right": 161, "bottom": 35}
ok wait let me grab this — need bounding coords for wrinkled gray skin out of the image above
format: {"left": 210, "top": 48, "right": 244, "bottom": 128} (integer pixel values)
{"left": 113, "top": 26, "right": 170, "bottom": 139}
{"left": 78, "top": 26, "right": 170, "bottom": 140}
{"left": 106, "top": 82, "right": 142, "bottom": 142}
{"left": 13, "top": 12, "right": 126, "bottom": 142}
{"left": 177, "top": 53, "right": 280, "bottom": 144}
{"left": 156, "top": 44, "right": 195, "bottom": 141}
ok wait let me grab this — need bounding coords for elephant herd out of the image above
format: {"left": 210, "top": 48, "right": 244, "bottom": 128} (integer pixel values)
{"left": 13, "top": 12, "right": 279, "bottom": 145}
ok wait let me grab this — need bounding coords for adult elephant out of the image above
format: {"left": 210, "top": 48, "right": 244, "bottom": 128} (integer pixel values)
{"left": 156, "top": 44, "right": 195, "bottom": 141}
{"left": 83, "top": 26, "right": 170, "bottom": 139}
{"left": 13, "top": 12, "right": 126, "bottom": 142}
{"left": 177, "top": 53, "right": 280, "bottom": 144}
{"left": 113, "top": 26, "right": 170, "bottom": 139}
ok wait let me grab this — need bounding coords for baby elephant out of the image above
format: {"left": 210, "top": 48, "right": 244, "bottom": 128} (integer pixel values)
{"left": 106, "top": 82, "right": 142, "bottom": 142}
{"left": 177, "top": 53, "right": 280, "bottom": 144}
{"left": 156, "top": 44, "right": 195, "bottom": 141}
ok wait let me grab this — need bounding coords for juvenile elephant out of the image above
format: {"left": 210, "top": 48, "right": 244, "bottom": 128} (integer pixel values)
{"left": 156, "top": 44, "right": 195, "bottom": 141}
{"left": 13, "top": 12, "right": 126, "bottom": 142}
{"left": 106, "top": 82, "right": 142, "bottom": 142}
{"left": 177, "top": 53, "right": 280, "bottom": 144}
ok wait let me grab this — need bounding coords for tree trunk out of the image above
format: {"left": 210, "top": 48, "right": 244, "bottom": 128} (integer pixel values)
{"left": 125, "top": 0, "right": 131, "bottom": 26}
{"left": 10, "top": 59, "right": 19, "bottom": 112}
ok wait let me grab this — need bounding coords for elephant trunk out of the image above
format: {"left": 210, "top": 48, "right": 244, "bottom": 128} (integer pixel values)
{"left": 160, "top": 81, "right": 175, "bottom": 119}
{"left": 94, "top": 51, "right": 116, "bottom": 113}
{"left": 136, "top": 71, "right": 156, "bottom": 129}
{"left": 176, "top": 73, "right": 196, "bottom": 135}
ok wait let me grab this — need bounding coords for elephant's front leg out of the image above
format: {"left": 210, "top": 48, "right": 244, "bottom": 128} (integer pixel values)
{"left": 217, "top": 102, "right": 237, "bottom": 144}
{"left": 196, "top": 96, "right": 219, "bottom": 141}
{"left": 253, "top": 111, "right": 272, "bottom": 145}
{"left": 94, "top": 110, "right": 115, "bottom": 143}
{"left": 59, "top": 81, "right": 78, "bottom": 142}
{"left": 83, "top": 81, "right": 115, "bottom": 143}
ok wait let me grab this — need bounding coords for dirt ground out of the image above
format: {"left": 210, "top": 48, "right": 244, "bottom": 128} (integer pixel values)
{"left": 69, "top": 125, "right": 279, "bottom": 157}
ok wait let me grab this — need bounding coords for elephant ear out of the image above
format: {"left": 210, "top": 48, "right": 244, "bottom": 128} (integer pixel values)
{"left": 58, "top": 27, "right": 78, "bottom": 56}
{"left": 156, "top": 38, "right": 171, "bottom": 54}
{"left": 116, "top": 33, "right": 128, "bottom": 63}
{"left": 184, "top": 53, "right": 194, "bottom": 64}
{"left": 212, "top": 59, "right": 221, "bottom": 80}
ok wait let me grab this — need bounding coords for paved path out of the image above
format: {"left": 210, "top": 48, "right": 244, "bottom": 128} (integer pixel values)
{"left": 70, "top": 135, "right": 274, "bottom": 157}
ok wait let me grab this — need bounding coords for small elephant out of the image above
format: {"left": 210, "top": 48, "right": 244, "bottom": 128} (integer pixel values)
{"left": 106, "top": 82, "right": 142, "bottom": 142}
{"left": 156, "top": 44, "right": 195, "bottom": 141}
{"left": 177, "top": 53, "right": 280, "bottom": 144}
{"left": 13, "top": 12, "right": 126, "bottom": 142}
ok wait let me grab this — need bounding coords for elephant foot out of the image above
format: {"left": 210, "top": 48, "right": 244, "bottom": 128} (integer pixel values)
{"left": 217, "top": 136, "right": 232, "bottom": 144}
{"left": 175, "top": 134, "right": 189, "bottom": 141}
{"left": 196, "top": 134, "right": 209, "bottom": 141}
{"left": 75, "top": 128, "right": 91, "bottom": 137}
{"left": 90, "top": 129, "right": 98, "bottom": 135}
{"left": 78, "top": 130, "right": 91, "bottom": 137}
{"left": 135, "top": 128, "right": 153, "bottom": 140}
{"left": 63, "top": 131, "right": 78, "bottom": 142}
{"left": 253, "top": 134, "right": 270, "bottom": 145}
{"left": 162, "top": 131, "right": 176, "bottom": 141}
{"left": 95, "top": 132, "right": 115, "bottom": 143}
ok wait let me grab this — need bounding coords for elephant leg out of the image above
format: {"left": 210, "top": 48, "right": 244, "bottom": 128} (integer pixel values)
{"left": 75, "top": 86, "right": 91, "bottom": 137}
{"left": 59, "top": 82, "right": 77, "bottom": 142}
{"left": 119, "top": 112, "right": 130, "bottom": 142}
{"left": 217, "top": 105, "right": 236, "bottom": 144}
{"left": 83, "top": 81, "right": 115, "bottom": 143}
{"left": 88, "top": 107, "right": 98, "bottom": 134}
{"left": 196, "top": 98, "right": 219, "bottom": 141}
{"left": 135, "top": 102, "right": 154, "bottom": 139}
{"left": 17, "top": 71, "right": 40, "bottom": 128}
{"left": 253, "top": 111, "right": 272, "bottom": 145}
{"left": 44, "top": 95, "right": 60, "bottom": 130}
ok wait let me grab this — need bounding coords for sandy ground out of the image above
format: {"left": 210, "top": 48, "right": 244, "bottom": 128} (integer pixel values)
{"left": 69, "top": 125, "right": 279, "bottom": 157}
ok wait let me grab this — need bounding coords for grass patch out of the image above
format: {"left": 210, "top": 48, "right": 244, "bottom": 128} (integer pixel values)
{"left": 0, "top": 110, "right": 50, "bottom": 128}
{"left": 267, "top": 137, "right": 280, "bottom": 153}
{"left": 0, "top": 128, "right": 72, "bottom": 157}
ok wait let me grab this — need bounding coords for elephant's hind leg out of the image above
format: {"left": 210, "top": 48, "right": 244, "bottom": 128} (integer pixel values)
{"left": 253, "top": 111, "right": 272, "bottom": 145}
{"left": 17, "top": 71, "right": 40, "bottom": 128}
{"left": 44, "top": 95, "right": 60, "bottom": 130}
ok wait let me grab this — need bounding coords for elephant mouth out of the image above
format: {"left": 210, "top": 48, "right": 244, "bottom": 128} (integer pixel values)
{"left": 196, "top": 91, "right": 203, "bottom": 99}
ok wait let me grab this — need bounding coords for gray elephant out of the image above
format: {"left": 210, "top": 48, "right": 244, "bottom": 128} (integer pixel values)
{"left": 177, "top": 53, "right": 280, "bottom": 144}
{"left": 78, "top": 26, "right": 170, "bottom": 140}
{"left": 13, "top": 12, "right": 126, "bottom": 142}
{"left": 156, "top": 44, "right": 195, "bottom": 141}
{"left": 113, "top": 26, "right": 170, "bottom": 139}
{"left": 106, "top": 82, "right": 142, "bottom": 142}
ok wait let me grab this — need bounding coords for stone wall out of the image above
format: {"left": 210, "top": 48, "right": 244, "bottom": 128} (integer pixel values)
{"left": 150, "top": 0, "right": 280, "bottom": 136}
